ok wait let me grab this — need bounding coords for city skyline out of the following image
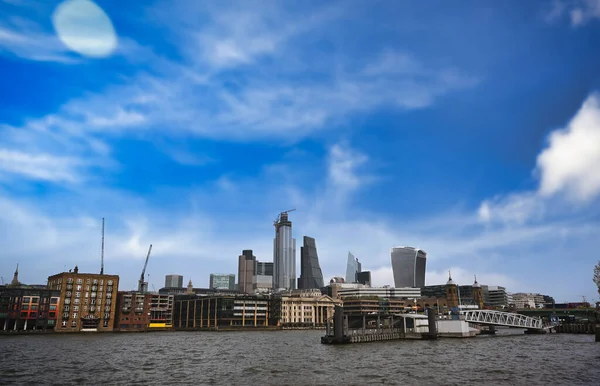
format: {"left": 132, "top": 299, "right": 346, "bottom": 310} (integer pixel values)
{"left": 1, "top": 0, "right": 599, "bottom": 302}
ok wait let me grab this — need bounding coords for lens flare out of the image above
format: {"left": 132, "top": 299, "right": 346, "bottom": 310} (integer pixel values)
{"left": 52, "top": 0, "right": 117, "bottom": 58}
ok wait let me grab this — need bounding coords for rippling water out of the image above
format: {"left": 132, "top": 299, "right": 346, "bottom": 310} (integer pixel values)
{"left": 1, "top": 329, "right": 599, "bottom": 385}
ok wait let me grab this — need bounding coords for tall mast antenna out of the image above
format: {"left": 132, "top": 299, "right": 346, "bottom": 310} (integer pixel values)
{"left": 100, "top": 217, "right": 105, "bottom": 275}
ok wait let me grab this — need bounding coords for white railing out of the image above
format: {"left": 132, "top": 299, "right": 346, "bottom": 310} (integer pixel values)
{"left": 460, "top": 309, "right": 544, "bottom": 329}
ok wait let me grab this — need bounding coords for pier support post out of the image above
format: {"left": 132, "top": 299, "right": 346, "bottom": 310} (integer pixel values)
{"left": 334, "top": 305, "right": 345, "bottom": 342}
{"left": 426, "top": 308, "right": 438, "bottom": 339}
{"left": 362, "top": 314, "right": 366, "bottom": 335}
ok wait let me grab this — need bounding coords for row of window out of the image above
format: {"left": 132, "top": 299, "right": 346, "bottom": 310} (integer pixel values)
{"left": 65, "top": 278, "right": 114, "bottom": 286}
{"left": 61, "top": 312, "right": 111, "bottom": 320}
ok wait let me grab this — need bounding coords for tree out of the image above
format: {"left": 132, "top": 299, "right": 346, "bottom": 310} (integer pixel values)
{"left": 594, "top": 260, "right": 600, "bottom": 296}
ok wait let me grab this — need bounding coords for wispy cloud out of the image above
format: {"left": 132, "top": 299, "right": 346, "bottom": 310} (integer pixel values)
{"left": 0, "top": 1, "right": 479, "bottom": 177}
{"left": 543, "top": 0, "right": 600, "bottom": 26}
{"left": 328, "top": 142, "right": 368, "bottom": 190}
{"left": 0, "top": 148, "right": 84, "bottom": 183}
{"left": 0, "top": 17, "right": 80, "bottom": 63}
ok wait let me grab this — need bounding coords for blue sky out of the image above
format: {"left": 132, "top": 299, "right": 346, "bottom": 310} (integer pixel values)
{"left": 1, "top": 0, "right": 600, "bottom": 302}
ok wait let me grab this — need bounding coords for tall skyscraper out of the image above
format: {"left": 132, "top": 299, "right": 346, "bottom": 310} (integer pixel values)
{"left": 345, "top": 252, "right": 362, "bottom": 283}
{"left": 238, "top": 250, "right": 256, "bottom": 294}
{"left": 390, "top": 246, "right": 427, "bottom": 288}
{"left": 209, "top": 274, "right": 236, "bottom": 290}
{"left": 297, "top": 236, "right": 324, "bottom": 289}
{"left": 273, "top": 211, "right": 296, "bottom": 290}
{"left": 165, "top": 274, "right": 183, "bottom": 288}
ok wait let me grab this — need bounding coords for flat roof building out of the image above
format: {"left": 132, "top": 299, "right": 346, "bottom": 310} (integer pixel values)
{"left": 337, "top": 286, "right": 421, "bottom": 300}
{"left": 165, "top": 275, "right": 183, "bottom": 289}
{"left": 47, "top": 267, "right": 119, "bottom": 332}
{"left": 209, "top": 274, "right": 236, "bottom": 291}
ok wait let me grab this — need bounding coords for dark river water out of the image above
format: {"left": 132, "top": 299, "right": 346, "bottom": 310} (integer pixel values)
{"left": 1, "top": 329, "right": 599, "bottom": 385}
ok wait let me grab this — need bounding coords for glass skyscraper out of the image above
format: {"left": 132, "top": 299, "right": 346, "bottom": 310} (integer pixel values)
{"left": 273, "top": 212, "right": 296, "bottom": 290}
{"left": 390, "top": 246, "right": 427, "bottom": 288}
{"left": 297, "top": 236, "right": 324, "bottom": 289}
{"left": 209, "top": 274, "right": 236, "bottom": 290}
{"left": 345, "top": 252, "right": 362, "bottom": 283}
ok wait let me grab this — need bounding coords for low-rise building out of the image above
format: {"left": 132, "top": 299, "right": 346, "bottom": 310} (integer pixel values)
{"left": 337, "top": 286, "right": 421, "bottom": 300}
{"left": 0, "top": 286, "right": 61, "bottom": 331}
{"left": 173, "top": 295, "right": 274, "bottom": 328}
{"left": 114, "top": 292, "right": 174, "bottom": 331}
{"left": 47, "top": 267, "right": 119, "bottom": 332}
{"left": 487, "top": 286, "right": 508, "bottom": 308}
{"left": 277, "top": 289, "right": 340, "bottom": 327}
{"left": 509, "top": 293, "right": 550, "bottom": 309}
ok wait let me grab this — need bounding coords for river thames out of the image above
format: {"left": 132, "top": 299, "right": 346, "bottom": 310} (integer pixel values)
{"left": 1, "top": 330, "right": 599, "bottom": 385}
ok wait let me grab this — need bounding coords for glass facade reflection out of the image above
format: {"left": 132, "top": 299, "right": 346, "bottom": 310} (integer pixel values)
{"left": 390, "top": 247, "right": 427, "bottom": 288}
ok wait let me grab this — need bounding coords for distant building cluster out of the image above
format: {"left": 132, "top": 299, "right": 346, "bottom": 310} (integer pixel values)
{"left": 0, "top": 210, "right": 563, "bottom": 334}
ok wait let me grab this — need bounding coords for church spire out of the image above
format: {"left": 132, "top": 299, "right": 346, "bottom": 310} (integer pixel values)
{"left": 10, "top": 263, "right": 20, "bottom": 286}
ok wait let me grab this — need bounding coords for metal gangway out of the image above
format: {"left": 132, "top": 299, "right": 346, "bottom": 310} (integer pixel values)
{"left": 460, "top": 309, "right": 555, "bottom": 331}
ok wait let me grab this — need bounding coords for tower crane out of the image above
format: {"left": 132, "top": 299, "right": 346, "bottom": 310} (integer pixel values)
{"left": 274, "top": 208, "right": 296, "bottom": 226}
{"left": 137, "top": 244, "right": 152, "bottom": 293}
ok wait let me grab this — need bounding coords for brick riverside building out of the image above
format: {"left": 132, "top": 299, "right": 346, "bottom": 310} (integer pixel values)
{"left": 47, "top": 267, "right": 119, "bottom": 332}
{"left": 114, "top": 292, "right": 174, "bottom": 331}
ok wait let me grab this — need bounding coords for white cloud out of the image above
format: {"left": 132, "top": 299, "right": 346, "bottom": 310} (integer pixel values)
{"left": 476, "top": 91, "right": 600, "bottom": 227}
{"left": 537, "top": 92, "right": 600, "bottom": 202}
{"left": 0, "top": 148, "right": 83, "bottom": 183}
{"left": 328, "top": 142, "right": 368, "bottom": 190}
{"left": 478, "top": 192, "right": 545, "bottom": 225}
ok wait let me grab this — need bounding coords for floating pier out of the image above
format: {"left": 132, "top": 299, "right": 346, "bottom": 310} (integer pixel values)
{"left": 554, "top": 323, "right": 596, "bottom": 334}
{"left": 321, "top": 306, "right": 478, "bottom": 344}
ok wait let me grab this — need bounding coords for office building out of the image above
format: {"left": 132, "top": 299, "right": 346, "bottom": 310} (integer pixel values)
{"left": 47, "top": 267, "right": 119, "bottom": 332}
{"left": 238, "top": 250, "right": 256, "bottom": 294}
{"left": 356, "top": 271, "right": 371, "bottom": 286}
{"left": 210, "top": 274, "right": 236, "bottom": 291}
{"left": 114, "top": 292, "right": 174, "bottom": 331}
{"left": 257, "top": 262, "right": 273, "bottom": 276}
{"left": 273, "top": 211, "right": 296, "bottom": 291}
{"left": 487, "top": 286, "right": 508, "bottom": 308}
{"left": 174, "top": 295, "right": 274, "bottom": 328}
{"left": 297, "top": 236, "right": 324, "bottom": 290}
{"left": 165, "top": 275, "right": 183, "bottom": 289}
{"left": 390, "top": 246, "right": 427, "bottom": 288}
{"left": 255, "top": 261, "right": 273, "bottom": 293}
{"left": 336, "top": 286, "right": 421, "bottom": 300}
{"left": 325, "top": 282, "right": 364, "bottom": 299}
{"left": 345, "top": 252, "right": 362, "bottom": 283}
